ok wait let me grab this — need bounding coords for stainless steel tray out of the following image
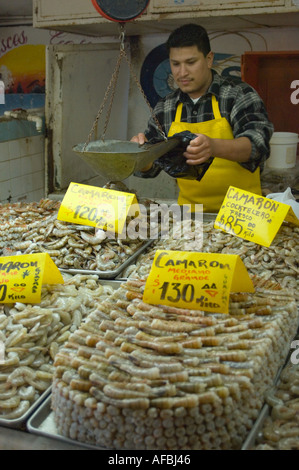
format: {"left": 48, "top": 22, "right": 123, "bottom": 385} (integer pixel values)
{"left": 89, "top": 279, "right": 123, "bottom": 288}
{"left": 27, "top": 395, "right": 272, "bottom": 452}
{"left": 0, "top": 423, "right": 87, "bottom": 450}
{"left": 0, "top": 387, "right": 51, "bottom": 430}
{"left": 241, "top": 361, "right": 289, "bottom": 450}
{"left": 57, "top": 210, "right": 215, "bottom": 279}
{"left": 59, "top": 238, "right": 155, "bottom": 279}
{"left": 241, "top": 404, "right": 270, "bottom": 450}
{"left": 27, "top": 395, "right": 104, "bottom": 450}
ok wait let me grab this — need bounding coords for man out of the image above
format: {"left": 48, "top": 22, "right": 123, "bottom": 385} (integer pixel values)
{"left": 131, "top": 23, "right": 274, "bottom": 212}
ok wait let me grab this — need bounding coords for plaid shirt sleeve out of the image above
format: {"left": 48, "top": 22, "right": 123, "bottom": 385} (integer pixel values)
{"left": 134, "top": 93, "right": 179, "bottom": 177}
{"left": 137, "top": 72, "right": 274, "bottom": 176}
{"left": 220, "top": 78, "right": 274, "bottom": 172}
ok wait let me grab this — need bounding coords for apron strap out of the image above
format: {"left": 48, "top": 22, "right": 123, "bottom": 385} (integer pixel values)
{"left": 211, "top": 94, "right": 222, "bottom": 120}
{"left": 174, "top": 102, "right": 183, "bottom": 122}
{"left": 174, "top": 95, "right": 222, "bottom": 124}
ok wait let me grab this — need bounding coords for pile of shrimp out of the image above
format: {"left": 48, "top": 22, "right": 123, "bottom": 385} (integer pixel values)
{"left": 0, "top": 199, "right": 60, "bottom": 254}
{"left": 0, "top": 199, "right": 157, "bottom": 273}
{"left": 0, "top": 274, "right": 115, "bottom": 421}
{"left": 124, "top": 220, "right": 299, "bottom": 301}
{"left": 51, "top": 276, "right": 298, "bottom": 450}
{"left": 253, "top": 360, "right": 299, "bottom": 450}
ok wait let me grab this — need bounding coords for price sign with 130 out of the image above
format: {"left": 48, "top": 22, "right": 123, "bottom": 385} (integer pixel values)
{"left": 143, "top": 250, "right": 254, "bottom": 314}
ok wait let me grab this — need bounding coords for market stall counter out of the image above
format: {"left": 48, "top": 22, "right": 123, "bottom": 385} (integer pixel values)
{"left": 0, "top": 198, "right": 298, "bottom": 450}
{"left": 0, "top": 425, "right": 84, "bottom": 450}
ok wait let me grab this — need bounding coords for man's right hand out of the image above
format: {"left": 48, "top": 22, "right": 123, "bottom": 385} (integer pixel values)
{"left": 130, "top": 133, "right": 148, "bottom": 145}
{"left": 130, "top": 133, "right": 153, "bottom": 171}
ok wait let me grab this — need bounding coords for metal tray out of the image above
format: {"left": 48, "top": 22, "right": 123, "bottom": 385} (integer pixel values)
{"left": 241, "top": 360, "right": 290, "bottom": 450}
{"left": 58, "top": 208, "right": 216, "bottom": 279}
{"left": 59, "top": 238, "right": 155, "bottom": 279}
{"left": 27, "top": 395, "right": 104, "bottom": 450}
{"left": 241, "top": 404, "right": 270, "bottom": 450}
{"left": 0, "top": 387, "right": 51, "bottom": 430}
{"left": 27, "top": 396, "right": 272, "bottom": 452}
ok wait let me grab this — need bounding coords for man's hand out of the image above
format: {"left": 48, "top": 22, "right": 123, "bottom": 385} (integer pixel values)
{"left": 130, "top": 133, "right": 148, "bottom": 145}
{"left": 130, "top": 133, "right": 153, "bottom": 171}
{"left": 183, "top": 134, "right": 214, "bottom": 165}
{"left": 184, "top": 134, "right": 252, "bottom": 165}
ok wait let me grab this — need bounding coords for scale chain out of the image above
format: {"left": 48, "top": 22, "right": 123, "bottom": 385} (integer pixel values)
{"left": 83, "top": 49, "right": 126, "bottom": 150}
{"left": 84, "top": 35, "right": 167, "bottom": 150}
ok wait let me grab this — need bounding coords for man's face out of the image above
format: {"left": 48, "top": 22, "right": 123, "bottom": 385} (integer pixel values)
{"left": 169, "top": 46, "right": 214, "bottom": 99}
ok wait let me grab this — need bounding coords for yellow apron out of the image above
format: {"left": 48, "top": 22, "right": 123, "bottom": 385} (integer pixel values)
{"left": 168, "top": 95, "right": 262, "bottom": 212}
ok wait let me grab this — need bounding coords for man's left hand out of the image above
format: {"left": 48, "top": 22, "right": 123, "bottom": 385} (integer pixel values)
{"left": 183, "top": 134, "right": 214, "bottom": 165}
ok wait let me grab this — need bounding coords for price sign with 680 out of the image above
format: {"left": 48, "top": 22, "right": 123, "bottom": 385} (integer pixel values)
{"left": 217, "top": 213, "right": 257, "bottom": 239}
{"left": 214, "top": 186, "right": 299, "bottom": 247}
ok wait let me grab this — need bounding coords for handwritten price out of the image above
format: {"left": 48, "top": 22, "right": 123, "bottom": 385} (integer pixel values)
{"left": 218, "top": 214, "right": 259, "bottom": 238}
{"left": 73, "top": 204, "right": 108, "bottom": 226}
{"left": 160, "top": 282, "right": 195, "bottom": 303}
{"left": 159, "top": 281, "right": 220, "bottom": 309}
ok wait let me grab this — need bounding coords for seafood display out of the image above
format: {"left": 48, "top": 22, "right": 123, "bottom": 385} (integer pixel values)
{"left": 51, "top": 277, "right": 298, "bottom": 450}
{"left": 0, "top": 197, "right": 298, "bottom": 448}
{"left": 0, "top": 199, "right": 155, "bottom": 274}
{"left": 251, "top": 359, "right": 299, "bottom": 450}
{"left": 0, "top": 274, "right": 115, "bottom": 422}
{"left": 0, "top": 199, "right": 60, "bottom": 255}
{"left": 123, "top": 221, "right": 299, "bottom": 301}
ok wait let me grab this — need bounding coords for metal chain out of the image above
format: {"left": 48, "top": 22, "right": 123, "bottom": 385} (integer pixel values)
{"left": 122, "top": 49, "right": 168, "bottom": 141}
{"left": 83, "top": 25, "right": 167, "bottom": 150}
{"left": 83, "top": 48, "right": 125, "bottom": 150}
{"left": 101, "top": 50, "right": 124, "bottom": 141}
{"left": 100, "top": 24, "right": 127, "bottom": 141}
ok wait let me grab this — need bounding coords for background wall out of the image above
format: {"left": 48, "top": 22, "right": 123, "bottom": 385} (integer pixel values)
{"left": 0, "top": 27, "right": 107, "bottom": 203}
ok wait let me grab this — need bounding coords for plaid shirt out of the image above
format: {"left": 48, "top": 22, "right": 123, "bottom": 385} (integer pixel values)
{"left": 139, "top": 70, "right": 274, "bottom": 177}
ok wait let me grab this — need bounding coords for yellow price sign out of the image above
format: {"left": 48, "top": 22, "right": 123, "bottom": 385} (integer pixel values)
{"left": 57, "top": 182, "right": 139, "bottom": 235}
{"left": 214, "top": 186, "right": 299, "bottom": 247}
{"left": 143, "top": 250, "right": 254, "bottom": 314}
{"left": 0, "top": 253, "right": 64, "bottom": 304}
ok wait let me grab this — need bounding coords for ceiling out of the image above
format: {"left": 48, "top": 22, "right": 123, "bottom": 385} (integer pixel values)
{"left": 1, "top": 0, "right": 299, "bottom": 33}
{"left": 0, "top": 0, "right": 33, "bottom": 24}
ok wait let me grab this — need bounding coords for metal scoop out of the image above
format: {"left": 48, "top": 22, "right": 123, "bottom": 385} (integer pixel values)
{"left": 73, "top": 137, "right": 183, "bottom": 182}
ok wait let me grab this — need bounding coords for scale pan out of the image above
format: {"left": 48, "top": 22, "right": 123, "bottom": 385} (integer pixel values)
{"left": 73, "top": 138, "right": 181, "bottom": 182}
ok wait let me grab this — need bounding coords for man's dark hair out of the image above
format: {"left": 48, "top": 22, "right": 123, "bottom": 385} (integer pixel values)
{"left": 166, "top": 23, "right": 211, "bottom": 57}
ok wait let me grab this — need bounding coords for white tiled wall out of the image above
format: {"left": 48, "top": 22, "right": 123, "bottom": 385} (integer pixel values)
{"left": 0, "top": 135, "right": 45, "bottom": 203}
